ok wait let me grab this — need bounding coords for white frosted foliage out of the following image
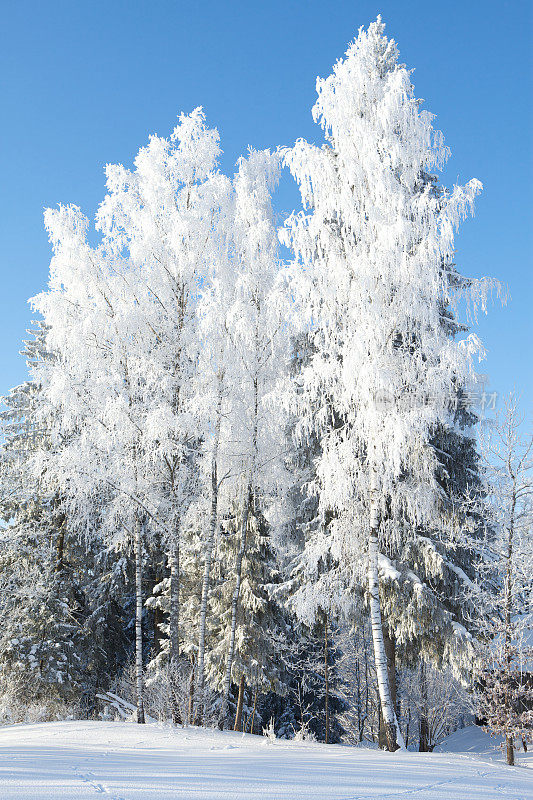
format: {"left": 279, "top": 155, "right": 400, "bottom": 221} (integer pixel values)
{"left": 282, "top": 17, "right": 491, "bottom": 593}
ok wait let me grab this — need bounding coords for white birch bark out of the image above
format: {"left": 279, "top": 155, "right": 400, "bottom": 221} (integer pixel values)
{"left": 134, "top": 517, "right": 145, "bottom": 724}
{"left": 367, "top": 468, "right": 404, "bottom": 751}
{"left": 196, "top": 379, "right": 223, "bottom": 720}
{"left": 219, "top": 371, "right": 258, "bottom": 729}
{"left": 504, "top": 475, "right": 516, "bottom": 766}
{"left": 219, "top": 481, "right": 252, "bottom": 729}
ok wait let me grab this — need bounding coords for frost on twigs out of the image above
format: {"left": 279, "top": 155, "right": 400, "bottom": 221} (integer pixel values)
{"left": 262, "top": 717, "right": 277, "bottom": 743}
{"left": 280, "top": 17, "right": 497, "bottom": 750}
{"left": 281, "top": 15, "right": 495, "bottom": 627}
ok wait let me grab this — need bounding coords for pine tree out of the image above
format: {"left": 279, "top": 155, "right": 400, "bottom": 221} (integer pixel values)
{"left": 0, "top": 326, "right": 118, "bottom": 719}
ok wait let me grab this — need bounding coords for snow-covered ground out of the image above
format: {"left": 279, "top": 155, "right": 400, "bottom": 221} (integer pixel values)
{"left": 0, "top": 721, "right": 531, "bottom": 800}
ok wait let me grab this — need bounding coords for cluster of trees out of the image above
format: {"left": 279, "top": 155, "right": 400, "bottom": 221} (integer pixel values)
{"left": 0, "top": 18, "right": 531, "bottom": 761}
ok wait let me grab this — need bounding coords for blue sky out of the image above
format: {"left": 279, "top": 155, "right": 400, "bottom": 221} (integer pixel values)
{"left": 1, "top": 0, "right": 531, "bottom": 420}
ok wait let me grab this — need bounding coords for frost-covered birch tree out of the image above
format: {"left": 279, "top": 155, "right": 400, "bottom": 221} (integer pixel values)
{"left": 281, "top": 17, "right": 491, "bottom": 751}
{"left": 31, "top": 109, "right": 233, "bottom": 724}
{"left": 95, "top": 107, "right": 233, "bottom": 720}
{"left": 474, "top": 396, "right": 533, "bottom": 765}
{"left": 31, "top": 204, "right": 154, "bottom": 722}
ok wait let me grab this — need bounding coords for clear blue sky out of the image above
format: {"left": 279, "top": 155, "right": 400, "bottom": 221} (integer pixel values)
{"left": 1, "top": 0, "right": 531, "bottom": 419}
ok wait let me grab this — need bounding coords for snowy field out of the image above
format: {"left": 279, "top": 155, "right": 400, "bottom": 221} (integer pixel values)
{"left": 0, "top": 721, "right": 531, "bottom": 800}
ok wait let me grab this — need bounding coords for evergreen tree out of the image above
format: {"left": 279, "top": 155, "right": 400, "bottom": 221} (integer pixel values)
{"left": 206, "top": 498, "right": 288, "bottom": 730}
{"left": 0, "top": 326, "right": 130, "bottom": 718}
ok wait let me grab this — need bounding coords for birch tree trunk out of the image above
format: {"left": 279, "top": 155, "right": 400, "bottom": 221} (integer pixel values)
{"left": 196, "top": 380, "right": 223, "bottom": 724}
{"left": 219, "top": 370, "right": 258, "bottom": 730}
{"left": 169, "top": 533, "right": 181, "bottom": 724}
{"left": 378, "top": 628, "right": 396, "bottom": 749}
{"left": 219, "top": 482, "right": 253, "bottom": 729}
{"left": 134, "top": 518, "right": 145, "bottom": 724}
{"left": 504, "top": 480, "right": 516, "bottom": 766}
{"left": 367, "top": 470, "right": 404, "bottom": 751}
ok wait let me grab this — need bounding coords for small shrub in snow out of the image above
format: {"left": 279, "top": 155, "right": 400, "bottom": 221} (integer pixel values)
{"left": 293, "top": 723, "right": 316, "bottom": 743}
{"left": 262, "top": 717, "right": 277, "bottom": 742}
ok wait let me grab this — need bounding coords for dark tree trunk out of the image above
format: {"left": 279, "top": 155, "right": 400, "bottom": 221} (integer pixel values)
{"left": 134, "top": 519, "right": 145, "bottom": 724}
{"left": 384, "top": 629, "right": 397, "bottom": 709}
{"left": 324, "top": 614, "right": 330, "bottom": 744}
{"left": 419, "top": 661, "right": 430, "bottom": 752}
{"left": 153, "top": 605, "right": 164, "bottom": 657}
{"left": 234, "top": 674, "right": 245, "bottom": 732}
{"left": 188, "top": 658, "right": 195, "bottom": 725}
{"left": 169, "top": 535, "right": 182, "bottom": 725}
{"left": 248, "top": 687, "right": 258, "bottom": 734}
{"left": 219, "top": 484, "right": 253, "bottom": 728}
{"left": 55, "top": 512, "right": 67, "bottom": 573}
{"left": 506, "top": 735, "right": 515, "bottom": 766}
